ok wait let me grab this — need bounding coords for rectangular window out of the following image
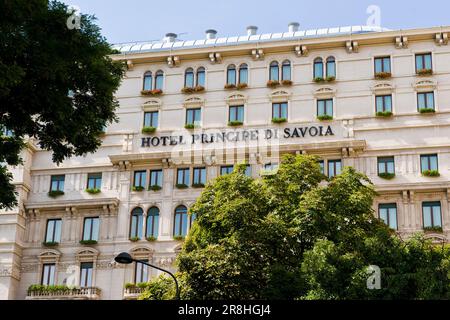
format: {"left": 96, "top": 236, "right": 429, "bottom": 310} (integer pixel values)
{"left": 45, "top": 219, "right": 62, "bottom": 243}
{"left": 263, "top": 163, "right": 279, "bottom": 173}
{"left": 133, "top": 170, "right": 146, "bottom": 188}
{"left": 80, "top": 262, "right": 94, "bottom": 287}
{"left": 417, "top": 92, "right": 435, "bottom": 111}
{"left": 135, "top": 260, "right": 149, "bottom": 284}
{"left": 149, "top": 169, "right": 163, "bottom": 187}
{"left": 82, "top": 217, "right": 100, "bottom": 241}
{"left": 41, "top": 263, "right": 56, "bottom": 286}
{"left": 193, "top": 167, "right": 206, "bottom": 185}
{"left": 422, "top": 201, "right": 442, "bottom": 228}
{"left": 186, "top": 108, "right": 201, "bottom": 126}
{"left": 144, "top": 111, "right": 159, "bottom": 128}
{"left": 272, "top": 102, "right": 288, "bottom": 119}
{"left": 244, "top": 164, "right": 251, "bottom": 177}
{"left": 415, "top": 53, "right": 432, "bottom": 72}
{"left": 374, "top": 56, "right": 391, "bottom": 73}
{"left": 378, "top": 157, "right": 395, "bottom": 174}
{"left": 177, "top": 168, "right": 190, "bottom": 185}
{"left": 379, "top": 203, "right": 397, "bottom": 230}
{"left": 220, "top": 165, "right": 234, "bottom": 175}
{"left": 420, "top": 154, "right": 438, "bottom": 172}
{"left": 376, "top": 95, "right": 392, "bottom": 113}
{"left": 50, "top": 175, "right": 65, "bottom": 192}
{"left": 327, "top": 160, "right": 342, "bottom": 178}
{"left": 87, "top": 173, "right": 102, "bottom": 190}
{"left": 318, "top": 160, "right": 325, "bottom": 175}
{"left": 317, "top": 99, "right": 333, "bottom": 117}
{"left": 229, "top": 105, "right": 244, "bottom": 122}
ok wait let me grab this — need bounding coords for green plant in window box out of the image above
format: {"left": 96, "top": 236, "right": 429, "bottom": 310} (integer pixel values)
{"left": 141, "top": 126, "right": 156, "bottom": 134}
{"left": 124, "top": 283, "right": 136, "bottom": 290}
{"left": 146, "top": 236, "right": 157, "bottom": 241}
{"left": 417, "top": 69, "right": 433, "bottom": 76}
{"left": 194, "top": 85, "right": 205, "bottom": 92}
{"left": 422, "top": 170, "right": 440, "bottom": 177}
{"left": 48, "top": 190, "right": 64, "bottom": 198}
{"left": 184, "top": 123, "right": 200, "bottom": 130}
{"left": 376, "top": 111, "right": 393, "bottom": 117}
{"left": 317, "top": 115, "right": 333, "bottom": 121}
{"left": 85, "top": 188, "right": 101, "bottom": 194}
{"left": 419, "top": 108, "right": 435, "bottom": 114}
{"left": 281, "top": 79, "right": 293, "bottom": 86}
{"left": 137, "top": 282, "right": 150, "bottom": 289}
{"left": 266, "top": 80, "right": 280, "bottom": 88}
{"left": 423, "top": 226, "right": 443, "bottom": 233}
{"left": 79, "top": 239, "right": 98, "bottom": 245}
{"left": 129, "top": 237, "right": 140, "bottom": 242}
{"left": 314, "top": 77, "right": 325, "bottom": 83}
{"left": 141, "top": 89, "right": 163, "bottom": 96}
{"left": 28, "top": 284, "right": 70, "bottom": 294}
{"left": 228, "top": 121, "right": 243, "bottom": 127}
{"left": 271, "top": 117, "right": 287, "bottom": 124}
{"left": 236, "top": 83, "right": 248, "bottom": 90}
{"left": 176, "top": 183, "right": 189, "bottom": 189}
{"left": 224, "top": 83, "right": 237, "bottom": 89}
{"left": 325, "top": 76, "right": 336, "bottom": 82}
{"left": 149, "top": 185, "right": 162, "bottom": 191}
{"left": 192, "top": 183, "right": 205, "bottom": 188}
{"left": 42, "top": 241, "right": 59, "bottom": 247}
{"left": 378, "top": 172, "right": 395, "bottom": 180}
{"left": 375, "top": 72, "right": 392, "bottom": 79}
{"left": 132, "top": 186, "right": 145, "bottom": 192}
{"left": 181, "top": 87, "right": 195, "bottom": 94}
{"left": 173, "top": 235, "right": 185, "bottom": 241}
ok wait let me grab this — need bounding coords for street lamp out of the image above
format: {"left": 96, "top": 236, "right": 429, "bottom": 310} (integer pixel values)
{"left": 114, "top": 252, "right": 180, "bottom": 300}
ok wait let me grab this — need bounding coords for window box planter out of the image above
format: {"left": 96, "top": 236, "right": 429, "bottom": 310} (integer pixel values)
{"left": 42, "top": 241, "right": 59, "bottom": 247}
{"left": 378, "top": 172, "right": 395, "bottom": 180}
{"left": 325, "top": 76, "right": 336, "bottom": 82}
{"left": 129, "top": 237, "right": 140, "bottom": 242}
{"left": 192, "top": 183, "right": 205, "bottom": 188}
{"left": 376, "top": 111, "right": 393, "bottom": 117}
{"left": 175, "top": 183, "right": 189, "bottom": 189}
{"left": 317, "top": 115, "right": 333, "bottom": 121}
{"left": 266, "top": 80, "right": 280, "bottom": 88}
{"left": 132, "top": 186, "right": 145, "bottom": 192}
{"left": 375, "top": 72, "right": 392, "bottom": 79}
{"left": 141, "top": 126, "right": 156, "bottom": 134}
{"left": 173, "top": 235, "right": 185, "bottom": 241}
{"left": 194, "top": 85, "right": 205, "bottom": 92}
{"left": 181, "top": 87, "right": 195, "bottom": 94}
{"left": 419, "top": 108, "right": 435, "bottom": 114}
{"left": 423, "top": 226, "right": 443, "bottom": 233}
{"left": 184, "top": 123, "right": 200, "bottom": 130}
{"left": 281, "top": 79, "right": 293, "bottom": 86}
{"left": 236, "top": 83, "right": 248, "bottom": 90}
{"left": 79, "top": 240, "right": 98, "bottom": 245}
{"left": 417, "top": 69, "right": 433, "bottom": 76}
{"left": 48, "top": 190, "right": 64, "bottom": 198}
{"left": 314, "top": 77, "right": 325, "bottom": 83}
{"left": 228, "top": 121, "right": 243, "bottom": 127}
{"left": 146, "top": 236, "right": 157, "bottom": 242}
{"left": 422, "top": 170, "right": 440, "bottom": 177}
{"left": 271, "top": 117, "right": 287, "bottom": 124}
{"left": 224, "top": 83, "right": 237, "bottom": 90}
{"left": 85, "top": 188, "right": 101, "bottom": 194}
{"left": 141, "top": 89, "right": 163, "bottom": 96}
{"left": 148, "top": 185, "right": 162, "bottom": 191}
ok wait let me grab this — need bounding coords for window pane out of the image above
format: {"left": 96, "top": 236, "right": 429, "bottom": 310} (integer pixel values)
{"left": 227, "top": 69, "right": 236, "bottom": 85}
{"left": 421, "top": 156, "right": 429, "bottom": 171}
{"left": 181, "top": 212, "right": 188, "bottom": 236}
{"left": 432, "top": 205, "right": 442, "bottom": 227}
{"left": 92, "top": 218, "right": 99, "bottom": 241}
{"left": 318, "top": 100, "right": 325, "bottom": 116}
{"left": 83, "top": 218, "right": 92, "bottom": 241}
{"left": 416, "top": 55, "right": 423, "bottom": 70}
{"left": 197, "top": 70, "right": 205, "bottom": 87}
{"left": 155, "top": 73, "right": 163, "bottom": 90}
{"left": 46, "top": 221, "right": 55, "bottom": 242}
{"left": 282, "top": 65, "right": 291, "bottom": 80}
{"left": 389, "top": 208, "right": 397, "bottom": 230}
{"left": 281, "top": 103, "right": 288, "bottom": 118}
{"left": 375, "top": 59, "right": 382, "bottom": 73}
{"left": 185, "top": 72, "right": 194, "bottom": 87}
{"left": 384, "top": 58, "right": 391, "bottom": 72}
{"left": 237, "top": 106, "right": 244, "bottom": 121}
{"left": 426, "top": 93, "right": 434, "bottom": 109}
{"left": 326, "top": 61, "right": 336, "bottom": 77}
{"left": 314, "top": 62, "right": 323, "bottom": 78}
{"left": 54, "top": 220, "right": 61, "bottom": 242}
{"left": 239, "top": 67, "right": 248, "bottom": 84}
{"left": 270, "top": 65, "right": 279, "bottom": 81}
{"left": 379, "top": 208, "right": 388, "bottom": 224}
{"left": 387, "top": 161, "right": 395, "bottom": 173}
{"left": 143, "top": 74, "right": 152, "bottom": 90}
{"left": 429, "top": 155, "right": 438, "bottom": 171}
{"left": 423, "top": 206, "right": 432, "bottom": 227}
{"left": 418, "top": 94, "right": 426, "bottom": 109}
{"left": 424, "top": 54, "right": 432, "bottom": 69}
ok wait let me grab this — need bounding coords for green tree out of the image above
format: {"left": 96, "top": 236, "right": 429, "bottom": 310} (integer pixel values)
{"left": 0, "top": 0, "right": 124, "bottom": 209}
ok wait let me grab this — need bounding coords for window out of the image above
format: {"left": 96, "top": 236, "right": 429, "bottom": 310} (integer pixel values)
{"left": 227, "top": 65, "right": 236, "bottom": 85}
{"left": 318, "top": 160, "right": 325, "bottom": 175}
{"left": 146, "top": 207, "right": 159, "bottom": 238}
{"left": 196, "top": 67, "right": 206, "bottom": 87}
{"left": 193, "top": 167, "right": 206, "bottom": 185}
{"left": 41, "top": 264, "right": 56, "bottom": 286}
{"left": 314, "top": 58, "right": 324, "bottom": 78}
{"left": 272, "top": 102, "right": 288, "bottom": 120}
{"left": 50, "top": 175, "right": 65, "bottom": 192}
{"left": 244, "top": 164, "right": 251, "bottom": 177}
{"left": 263, "top": 163, "right": 279, "bottom": 172}
{"left": 417, "top": 92, "right": 435, "bottom": 111}
{"left": 281, "top": 60, "right": 291, "bottom": 81}
{"left": 415, "top": 53, "right": 432, "bottom": 72}
{"left": 220, "top": 165, "right": 234, "bottom": 175}
{"left": 130, "top": 207, "right": 144, "bottom": 239}
{"left": 317, "top": 99, "right": 333, "bottom": 117}
{"left": 87, "top": 173, "right": 102, "bottom": 190}
{"left": 327, "top": 160, "right": 342, "bottom": 178}
{"left": 379, "top": 204, "right": 397, "bottom": 230}
{"left": 378, "top": 157, "right": 395, "bottom": 174}
{"left": 374, "top": 56, "right": 391, "bottom": 73}
{"left": 238, "top": 64, "right": 248, "bottom": 84}
{"left": 229, "top": 105, "right": 244, "bottom": 122}
{"left": 143, "top": 71, "right": 152, "bottom": 90}
{"left": 177, "top": 168, "right": 190, "bottom": 186}
{"left": 189, "top": 212, "right": 197, "bottom": 228}
{"left": 80, "top": 262, "right": 93, "bottom": 287}
{"left": 135, "top": 260, "right": 149, "bottom": 283}
{"left": 149, "top": 170, "right": 163, "bottom": 188}
{"left": 422, "top": 201, "right": 442, "bottom": 228}
{"left": 144, "top": 111, "right": 159, "bottom": 128}
{"left": 1, "top": 127, "right": 13, "bottom": 137}
{"left": 155, "top": 70, "right": 164, "bottom": 90}
{"left": 174, "top": 205, "right": 188, "bottom": 237}
{"left": 376, "top": 95, "right": 392, "bottom": 113}
{"left": 82, "top": 217, "right": 100, "bottom": 241}
{"left": 186, "top": 108, "right": 201, "bottom": 126}
{"left": 326, "top": 57, "right": 336, "bottom": 78}
{"left": 420, "top": 154, "right": 438, "bottom": 172}
{"left": 184, "top": 68, "right": 194, "bottom": 88}
{"left": 45, "top": 219, "right": 62, "bottom": 243}
{"left": 269, "top": 61, "right": 279, "bottom": 81}
{"left": 133, "top": 170, "right": 146, "bottom": 188}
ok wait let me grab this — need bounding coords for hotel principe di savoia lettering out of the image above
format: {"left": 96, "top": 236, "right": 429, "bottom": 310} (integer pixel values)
{"left": 1, "top": 23, "right": 450, "bottom": 300}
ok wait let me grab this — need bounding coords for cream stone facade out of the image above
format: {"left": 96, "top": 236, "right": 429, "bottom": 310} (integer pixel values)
{"left": 1, "top": 24, "right": 450, "bottom": 300}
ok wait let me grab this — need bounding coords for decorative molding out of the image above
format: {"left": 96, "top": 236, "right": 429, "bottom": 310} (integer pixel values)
{"left": 130, "top": 246, "right": 154, "bottom": 260}
{"left": 155, "top": 256, "right": 176, "bottom": 268}
{"left": 269, "top": 90, "right": 290, "bottom": 103}
{"left": 226, "top": 93, "right": 247, "bottom": 105}
{"left": 435, "top": 32, "right": 448, "bottom": 46}
{"left": 313, "top": 87, "right": 336, "bottom": 98}
{"left": 39, "top": 250, "right": 61, "bottom": 263}
{"left": 183, "top": 96, "right": 205, "bottom": 108}
{"left": 371, "top": 82, "right": 394, "bottom": 94}
{"left": 346, "top": 40, "right": 358, "bottom": 53}
{"left": 76, "top": 248, "right": 99, "bottom": 262}
{"left": 167, "top": 56, "right": 180, "bottom": 67}
{"left": 208, "top": 52, "right": 222, "bottom": 64}
{"left": 126, "top": 60, "right": 134, "bottom": 70}
{"left": 413, "top": 79, "right": 437, "bottom": 92}
{"left": 251, "top": 49, "right": 264, "bottom": 60}
{"left": 294, "top": 45, "right": 308, "bottom": 57}
{"left": 395, "top": 36, "right": 408, "bottom": 49}
{"left": 141, "top": 99, "right": 162, "bottom": 111}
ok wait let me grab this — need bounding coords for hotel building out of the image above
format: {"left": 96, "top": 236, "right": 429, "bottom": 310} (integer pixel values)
{"left": 1, "top": 23, "right": 450, "bottom": 300}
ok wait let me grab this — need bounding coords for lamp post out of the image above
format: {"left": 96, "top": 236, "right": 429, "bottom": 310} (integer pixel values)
{"left": 114, "top": 252, "right": 180, "bottom": 300}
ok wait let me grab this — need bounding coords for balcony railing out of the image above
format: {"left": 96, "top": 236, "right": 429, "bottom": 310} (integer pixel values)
{"left": 123, "top": 286, "right": 145, "bottom": 300}
{"left": 26, "top": 287, "right": 101, "bottom": 300}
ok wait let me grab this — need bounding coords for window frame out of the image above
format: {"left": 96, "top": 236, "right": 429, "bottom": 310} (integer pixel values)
{"left": 327, "top": 159, "right": 342, "bottom": 178}
{"left": 281, "top": 60, "right": 291, "bottom": 81}
{"left": 80, "top": 262, "right": 94, "bottom": 288}
{"left": 50, "top": 175, "right": 65, "bottom": 192}
{"left": 45, "top": 218, "right": 62, "bottom": 243}
{"left": 220, "top": 165, "right": 234, "bottom": 175}
{"left": 149, "top": 169, "right": 163, "bottom": 188}
{"left": 229, "top": 105, "right": 244, "bottom": 122}
{"left": 375, "top": 95, "right": 392, "bottom": 113}
{"left": 420, "top": 154, "right": 438, "bottom": 172}
{"left": 314, "top": 57, "right": 324, "bottom": 79}
{"left": 374, "top": 56, "right": 391, "bottom": 74}
{"left": 135, "top": 260, "right": 149, "bottom": 284}
{"left": 130, "top": 207, "right": 144, "bottom": 239}
{"left": 378, "top": 203, "right": 398, "bottom": 230}
{"left": 184, "top": 68, "right": 195, "bottom": 88}
{"left": 154, "top": 70, "right": 164, "bottom": 90}
{"left": 317, "top": 99, "right": 333, "bottom": 117}
{"left": 143, "top": 71, "right": 153, "bottom": 91}
{"left": 415, "top": 53, "right": 432, "bottom": 72}
{"left": 377, "top": 156, "right": 395, "bottom": 175}
{"left": 272, "top": 102, "right": 288, "bottom": 119}
{"left": 238, "top": 64, "right": 248, "bottom": 84}
{"left": 192, "top": 167, "right": 206, "bottom": 185}
{"left": 227, "top": 64, "right": 237, "bottom": 85}
{"left": 146, "top": 207, "right": 160, "bottom": 238}
{"left": 185, "top": 108, "right": 202, "bottom": 126}
{"left": 41, "top": 263, "right": 56, "bottom": 286}
{"left": 417, "top": 92, "right": 435, "bottom": 111}
{"left": 176, "top": 168, "right": 190, "bottom": 185}
{"left": 196, "top": 67, "right": 206, "bottom": 87}
{"left": 326, "top": 56, "right": 336, "bottom": 78}
{"left": 87, "top": 173, "right": 102, "bottom": 190}
{"left": 144, "top": 111, "right": 159, "bottom": 128}
{"left": 422, "top": 201, "right": 442, "bottom": 228}
{"left": 82, "top": 217, "right": 100, "bottom": 241}
{"left": 174, "top": 205, "right": 188, "bottom": 237}
{"left": 269, "top": 61, "right": 279, "bottom": 81}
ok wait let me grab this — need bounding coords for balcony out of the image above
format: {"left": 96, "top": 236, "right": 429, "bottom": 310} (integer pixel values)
{"left": 123, "top": 287, "right": 145, "bottom": 300}
{"left": 26, "top": 286, "right": 101, "bottom": 300}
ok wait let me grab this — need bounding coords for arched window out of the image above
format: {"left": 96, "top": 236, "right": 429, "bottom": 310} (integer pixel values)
{"left": 143, "top": 71, "right": 152, "bottom": 90}
{"left": 146, "top": 207, "right": 160, "bottom": 238}
{"left": 174, "top": 205, "right": 188, "bottom": 237}
{"left": 227, "top": 65, "right": 236, "bottom": 85}
{"left": 281, "top": 60, "right": 291, "bottom": 81}
{"left": 155, "top": 70, "right": 164, "bottom": 90}
{"left": 269, "top": 61, "right": 279, "bottom": 81}
{"left": 130, "top": 207, "right": 144, "bottom": 239}
{"left": 326, "top": 57, "right": 336, "bottom": 78}
{"left": 184, "top": 68, "right": 194, "bottom": 88}
{"left": 189, "top": 212, "right": 197, "bottom": 228}
{"left": 238, "top": 64, "right": 248, "bottom": 84}
{"left": 196, "top": 67, "right": 206, "bottom": 87}
{"left": 314, "top": 58, "right": 324, "bottom": 79}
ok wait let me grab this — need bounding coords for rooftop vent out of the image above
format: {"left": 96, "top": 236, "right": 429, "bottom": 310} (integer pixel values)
{"left": 164, "top": 33, "right": 177, "bottom": 43}
{"left": 247, "top": 25, "right": 258, "bottom": 36}
{"left": 288, "top": 22, "right": 300, "bottom": 33}
{"left": 205, "top": 29, "right": 217, "bottom": 40}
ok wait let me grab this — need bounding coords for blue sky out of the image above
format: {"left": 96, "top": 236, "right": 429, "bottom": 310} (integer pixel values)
{"left": 61, "top": 0, "right": 450, "bottom": 44}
